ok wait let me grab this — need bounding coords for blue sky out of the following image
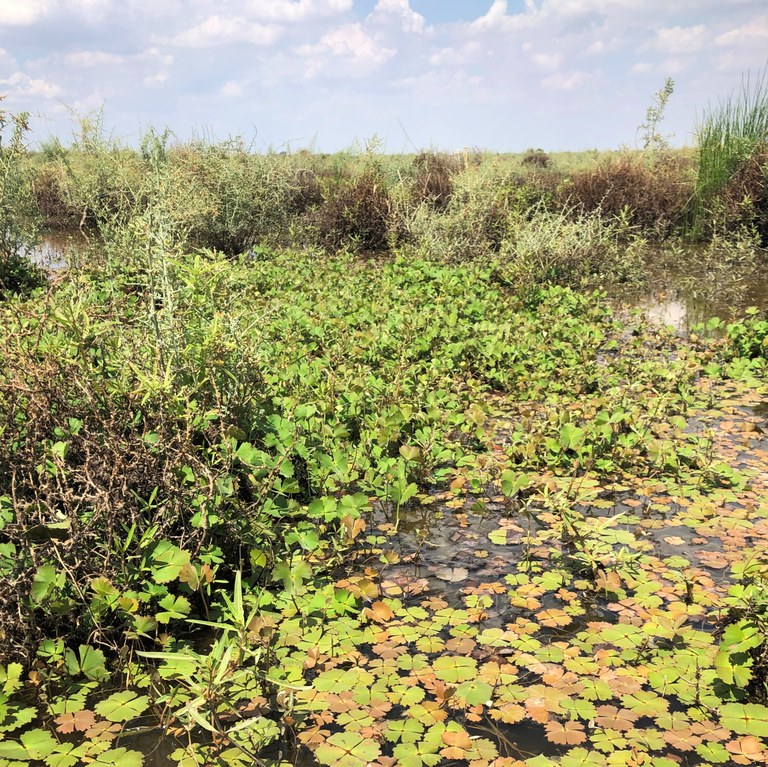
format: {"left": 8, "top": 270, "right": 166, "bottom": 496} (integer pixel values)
{"left": 1, "top": 1, "right": 766, "bottom": 152}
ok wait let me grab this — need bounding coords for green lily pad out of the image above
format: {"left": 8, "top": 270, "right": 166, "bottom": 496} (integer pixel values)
{"left": 314, "top": 732, "right": 381, "bottom": 767}
{"left": 94, "top": 691, "right": 149, "bottom": 723}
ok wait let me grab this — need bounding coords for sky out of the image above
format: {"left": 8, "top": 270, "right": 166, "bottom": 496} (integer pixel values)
{"left": 1, "top": 0, "right": 767, "bottom": 152}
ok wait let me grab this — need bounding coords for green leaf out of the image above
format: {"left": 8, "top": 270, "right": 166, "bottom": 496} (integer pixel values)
{"left": 455, "top": 680, "right": 493, "bottom": 706}
{"left": 148, "top": 541, "right": 191, "bottom": 584}
{"left": 719, "top": 702, "right": 768, "bottom": 736}
{"left": 315, "top": 731, "right": 381, "bottom": 767}
{"left": 0, "top": 729, "right": 57, "bottom": 760}
{"left": 94, "top": 691, "right": 149, "bottom": 723}
{"left": 89, "top": 748, "right": 143, "bottom": 767}
{"left": 30, "top": 565, "right": 61, "bottom": 605}
{"left": 384, "top": 719, "right": 424, "bottom": 744}
{"left": 0, "top": 664, "right": 23, "bottom": 696}
{"left": 155, "top": 594, "right": 191, "bottom": 624}
{"left": 432, "top": 656, "right": 477, "bottom": 683}
{"left": 64, "top": 645, "right": 109, "bottom": 682}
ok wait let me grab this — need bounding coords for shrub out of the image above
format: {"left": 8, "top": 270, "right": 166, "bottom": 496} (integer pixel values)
{"left": 521, "top": 148, "right": 552, "bottom": 168}
{"left": 308, "top": 169, "right": 392, "bottom": 252}
{"left": 560, "top": 153, "right": 692, "bottom": 236}
{"left": 410, "top": 151, "right": 460, "bottom": 210}
{"left": 172, "top": 141, "right": 303, "bottom": 254}
{"left": 0, "top": 105, "right": 45, "bottom": 296}
{"left": 497, "top": 204, "right": 646, "bottom": 291}
{"left": 399, "top": 161, "right": 517, "bottom": 260}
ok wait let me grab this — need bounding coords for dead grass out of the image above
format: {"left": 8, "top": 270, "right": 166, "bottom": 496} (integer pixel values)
{"left": 559, "top": 153, "right": 694, "bottom": 235}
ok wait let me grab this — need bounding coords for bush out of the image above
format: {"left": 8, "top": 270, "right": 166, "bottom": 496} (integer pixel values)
{"left": 497, "top": 204, "right": 646, "bottom": 291}
{"left": 0, "top": 106, "right": 45, "bottom": 296}
{"left": 308, "top": 169, "right": 392, "bottom": 252}
{"left": 399, "top": 161, "right": 517, "bottom": 260}
{"left": 559, "top": 153, "right": 692, "bottom": 235}
{"left": 521, "top": 148, "right": 552, "bottom": 168}
{"left": 172, "top": 141, "right": 304, "bottom": 254}
{"left": 410, "top": 151, "right": 460, "bottom": 210}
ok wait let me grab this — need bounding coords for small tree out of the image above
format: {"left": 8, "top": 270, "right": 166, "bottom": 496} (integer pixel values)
{"left": 0, "top": 100, "right": 43, "bottom": 294}
{"left": 638, "top": 77, "right": 675, "bottom": 153}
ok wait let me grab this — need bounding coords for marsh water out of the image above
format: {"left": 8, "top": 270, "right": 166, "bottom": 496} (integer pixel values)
{"left": 29, "top": 235, "right": 768, "bottom": 333}
{"left": 20, "top": 236, "right": 768, "bottom": 766}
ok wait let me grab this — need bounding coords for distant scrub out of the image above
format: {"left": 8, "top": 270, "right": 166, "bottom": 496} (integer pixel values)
{"left": 557, "top": 153, "right": 694, "bottom": 236}
{"left": 12, "top": 104, "right": 766, "bottom": 287}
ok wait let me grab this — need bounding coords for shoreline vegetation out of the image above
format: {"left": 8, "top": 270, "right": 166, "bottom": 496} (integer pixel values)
{"left": 1, "top": 80, "right": 768, "bottom": 767}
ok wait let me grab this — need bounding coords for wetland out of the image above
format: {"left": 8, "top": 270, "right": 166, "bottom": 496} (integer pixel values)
{"left": 1, "top": 106, "right": 768, "bottom": 767}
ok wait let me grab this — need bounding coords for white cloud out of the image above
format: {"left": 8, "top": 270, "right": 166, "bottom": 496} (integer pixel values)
{"left": 369, "top": 0, "right": 426, "bottom": 34}
{"left": 220, "top": 80, "right": 244, "bottom": 97}
{"left": 541, "top": 70, "right": 589, "bottom": 90}
{"left": 66, "top": 51, "right": 127, "bottom": 67}
{"left": 647, "top": 25, "right": 708, "bottom": 55}
{"left": 169, "top": 15, "right": 281, "bottom": 47}
{"left": 630, "top": 61, "right": 652, "bottom": 75}
{"left": 1, "top": 71, "right": 63, "bottom": 98}
{"left": 715, "top": 13, "right": 768, "bottom": 46}
{"left": 297, "top": 23, "right": 395, "bottom": 77}
{"left": 533, "top": 52, "right": 561, "bottom": 71}
{"left": 429, "top": 41, "right": 481, "bottom": 67}
{"left": 245, "top": 0, "right": 353, "bottom": 22}
{"left": 472, "top": 0, "right": 537, "bottom": 32}
{"left": 0, "top": 0, "right": 49, "bottom": 26}
{"left": 144, "top": 71, "right": 168, "bottom": 86}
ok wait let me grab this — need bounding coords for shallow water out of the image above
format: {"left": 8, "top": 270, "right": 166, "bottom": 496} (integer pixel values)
{"left": 28, "top": 231, "right": 77, "bottom": 271}
{"left": 616, "top": 271, "right": 768, "bottom": 333}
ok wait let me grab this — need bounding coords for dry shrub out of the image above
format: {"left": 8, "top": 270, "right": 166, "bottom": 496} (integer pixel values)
{"left": 410, "top": 151, "right": 461, "bottom": 210}
{"left": 560, "top": 153, "right": 693, "bottom": 235}
{"left": 309, "top": 170, "right": 392, "bottom": 252}
{"left": 289, "top": 167, "right": 324, "bottom": 214}
{"left": 718, "top": 146, "right": 768, "bottom": 243}
{"left": 521, "top": 148, "right": 552, "bottom": 169}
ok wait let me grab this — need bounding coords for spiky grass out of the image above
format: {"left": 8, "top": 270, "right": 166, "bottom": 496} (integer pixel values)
{"left": 693, "top": 66, "right": 768, "bottom": 235}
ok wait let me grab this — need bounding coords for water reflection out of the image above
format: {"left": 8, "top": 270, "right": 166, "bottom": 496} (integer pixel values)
{"left": 28, "top": 231, "right": 76, "bottom": 271}
{"left": 621, "top": 277, "right": 768, "bottom": 334}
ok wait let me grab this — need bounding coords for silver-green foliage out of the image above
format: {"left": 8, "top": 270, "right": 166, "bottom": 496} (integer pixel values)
{"left": 0, "top": 105, "right": 43, "bottom": 293}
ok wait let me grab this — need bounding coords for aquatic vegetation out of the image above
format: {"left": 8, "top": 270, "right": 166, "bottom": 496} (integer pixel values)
{"left": 1, "top": 242, "right": 768, "bottom": 766}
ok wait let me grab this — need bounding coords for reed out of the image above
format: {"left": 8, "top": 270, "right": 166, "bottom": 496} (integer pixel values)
{"left": 693, "top": 66, "right": 768, "bottom": 235}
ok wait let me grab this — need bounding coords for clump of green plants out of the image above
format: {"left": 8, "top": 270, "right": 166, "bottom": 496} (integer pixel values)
{"left": 497, "top": 204, "right": 647, "bottom": 291}
{"left": 0, "top": 104, "right": 45, "bottom": 296}
{"left": 726, "top": 306, "right": 768, "bottom": 360}
{"left": 401, "top": 159, "right": 517, "bottom": 260}
{"left": 693, "top": 66, "right": 768, "bottom": 239}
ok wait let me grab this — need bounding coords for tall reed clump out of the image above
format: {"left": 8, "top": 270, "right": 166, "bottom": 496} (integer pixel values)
{"left": 0, "top": 105, "right": 45, "bottom": 296}
{"left": 693, "top": 67, "right": 768, "bottom": 239}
